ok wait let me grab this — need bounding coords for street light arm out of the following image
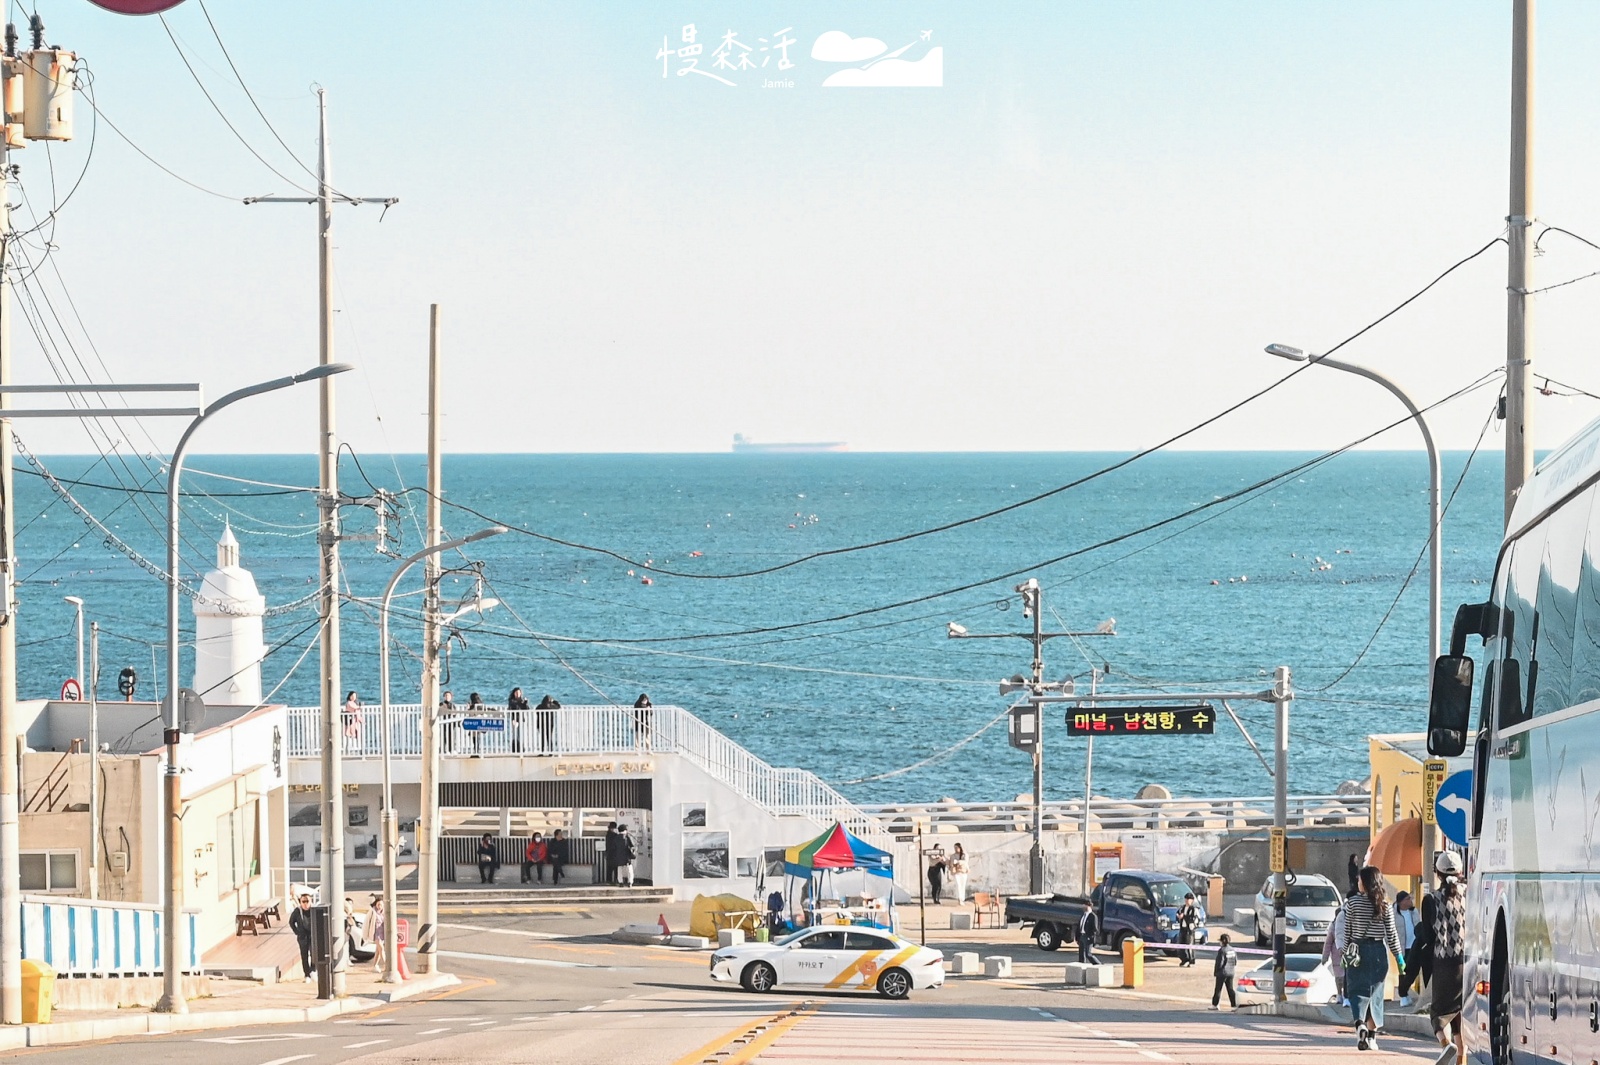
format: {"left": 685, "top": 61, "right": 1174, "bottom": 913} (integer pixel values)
{"left": 1304, "top": 354, "right": 1439, "bottom": 458}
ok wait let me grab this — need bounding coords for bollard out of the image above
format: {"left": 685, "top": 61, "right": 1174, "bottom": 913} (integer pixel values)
{"left": 1120, "top": 937, "right": 1144, "bottom": 988}
{"left": 949, "top": 912, "right": 973, "bottom": 930}
{"left": 951, "top": 951, "right": 981, "bottom": 975}
{"left": 983, "top": 955, "right": 1013, "bottom": 978}
{"left": 717, "top": 928, "right": 745, "bottom": 948}
{"left": 1064, "top": 961, "right": 1105, "bottom": 987}
{"left": 308, "top": 904, "right": 335, "bottom": 1000}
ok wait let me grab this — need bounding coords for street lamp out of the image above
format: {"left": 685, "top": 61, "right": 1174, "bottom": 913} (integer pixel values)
{"left": 948, "top": 579, "right": 1113, "bottom": 895}
{"left": 156, "top": 363, "right": 353, "bottom": 1015}
{"left": 63, "top": 596, "right": 83, "bottom": 696}
{"left": 1265, "top": 343, "right": 1441, "bottom": 669}
{"left": 378, "top": 525, "right": 507, "bottom": 983}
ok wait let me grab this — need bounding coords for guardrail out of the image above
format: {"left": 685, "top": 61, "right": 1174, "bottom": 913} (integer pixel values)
{"left": 20, "top": 894, "right": 200, "bottom": 977}
{"left": 854, "top": 795, "right": 1370, "bottom": 833}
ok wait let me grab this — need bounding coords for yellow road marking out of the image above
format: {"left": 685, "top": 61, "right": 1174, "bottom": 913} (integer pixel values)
{"left": 670, "top": 1003, "right": 817, "bottom": 1065}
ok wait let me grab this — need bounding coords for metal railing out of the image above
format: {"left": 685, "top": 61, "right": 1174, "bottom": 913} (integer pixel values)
{"left": 854, "top": 794, "right": 1370, "bottom": 833}
{"left": 287, "top": 703, "right": 907, "bottom": 875}
{"left": 20, "top": 894, "right": 200, "bottom": 977}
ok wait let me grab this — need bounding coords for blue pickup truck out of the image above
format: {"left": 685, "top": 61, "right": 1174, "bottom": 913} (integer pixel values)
{"left": 1004, "top": 870, "right": 1209, "bottom": 954}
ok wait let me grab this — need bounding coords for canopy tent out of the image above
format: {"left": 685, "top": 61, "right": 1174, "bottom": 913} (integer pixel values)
{"left": 784, "top": 822, "right": 894, "bottom": 879}
{"left": 776, "top": 823, "right": 897, "bottom": 933}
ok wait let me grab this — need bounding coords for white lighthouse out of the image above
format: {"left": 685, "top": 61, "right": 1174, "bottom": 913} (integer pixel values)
{"left": 192, "top": 523, "right": 266, "bottom": 706}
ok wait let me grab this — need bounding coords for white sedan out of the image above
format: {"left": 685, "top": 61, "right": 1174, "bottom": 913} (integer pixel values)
{"left": 1234, "top": 954, "right": 1340, "bottom": 1005}
{"left": 709, "top": 927, "right": 944, "bottom": 999}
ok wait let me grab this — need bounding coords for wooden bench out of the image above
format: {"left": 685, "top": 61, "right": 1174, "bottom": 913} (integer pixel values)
{"left": 234, "top": 898, "right": 285, "bottom": 937}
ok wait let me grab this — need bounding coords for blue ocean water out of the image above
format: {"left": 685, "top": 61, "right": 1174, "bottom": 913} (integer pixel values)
{"left": 10, "top": 451, "right": 1505, "bottom": 804}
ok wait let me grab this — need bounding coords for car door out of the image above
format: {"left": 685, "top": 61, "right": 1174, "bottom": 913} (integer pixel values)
{"left": 842, "top": 931, "right": 899, "bottom": 990}
{"left": 781, "top": 929, "right": 849, "bottom": 986}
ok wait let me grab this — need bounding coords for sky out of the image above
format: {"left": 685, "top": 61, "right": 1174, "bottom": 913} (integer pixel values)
{"left": 10, "top": 0, "right": 1600, "bottom": 454}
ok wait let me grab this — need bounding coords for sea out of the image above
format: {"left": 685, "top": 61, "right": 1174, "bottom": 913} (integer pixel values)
{"left": 9, "top": 450, "right": 1506, "bottom": 805}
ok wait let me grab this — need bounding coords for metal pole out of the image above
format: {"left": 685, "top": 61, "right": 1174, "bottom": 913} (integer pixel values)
{"left": 1271, "top": 665, "right": 1291, "bottom": 1004}
{"left": 315, "top": 87, "right": 348, "bottom": 999}
{"left": 1081, "top": 735, "right": 1093, "bottom": 895}
{"left": 67, "top": 598, "right": 82, "bottom": 693}
{"left": 88, "top": 623, "right": 98, "bottom": 901}
{"left": 1026, "top": 581, "right": 1045, "bottom": 896}
{"left": 917, "top": 822, "right": 926, "bottom": 946}
{"left": 1506, "top": 0, "right": 1535, "bottom": 527}
{"left": 417, "top": 304, "right": 443, "bottom": 974}
{"left": 0, "top": 43, "right": 19, "bottom": 1025}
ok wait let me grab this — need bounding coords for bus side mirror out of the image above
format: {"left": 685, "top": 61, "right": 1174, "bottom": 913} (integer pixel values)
{"left": 1428, "top": 654, "right": 1474, "bottom": 756}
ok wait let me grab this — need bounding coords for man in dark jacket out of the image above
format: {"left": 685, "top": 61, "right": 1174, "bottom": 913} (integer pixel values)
{"left": 616, "top": 824, "right": 638, "bottom": 887}
{"left": 1076, "top": 907, "right": 1099, "bottom": 964}
{"left": 476, "top": 833, "right": 499, "bottom": 884}
{"left": 289, "top": 893, "right": 314, "bottom": 978}
{"left": 604, "top": 821, "right": 620, "bottom": 885}
{"left": 548, "top": 829, "right": 569, "bottom": 884}
{"left": 1177, "top": 893, "right": 1202, "bottom": 967}
{"left": 1211, "top": 932, "right": 1238, "bottom": 1009}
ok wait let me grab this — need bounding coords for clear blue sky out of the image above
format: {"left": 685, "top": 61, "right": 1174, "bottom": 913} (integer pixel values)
{"left": 13, "top": 0, "right": 1600, "bottom": 453}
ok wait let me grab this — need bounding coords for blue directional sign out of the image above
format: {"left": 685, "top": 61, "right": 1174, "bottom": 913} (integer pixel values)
{"left": 1434, "top": 771, "right": 1472, "bottom": 847}
{"left": 461, "top": 717, "right": 506, "bottom": 732}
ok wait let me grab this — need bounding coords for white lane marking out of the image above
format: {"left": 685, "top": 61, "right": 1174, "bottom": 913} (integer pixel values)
{"left": 418, "top": 1027, "right": 451, "bottom": 1035}
{"left": 439, "top": 922, "right": 570, "bottom": 940}
{"left": 1139, "top": 1052, "right": 1174, "bottom": 1063}
{"left": 199, "top": 1034, "right": 323, "bottom": 1045}
{"left": 438, "top": 949, "right": 624, "bottom": 970}
{"left": 336, "top": 1019, "right": 398, "bottom": 1025}
{"left": 468, "top": 1020, "right": 497, "bottom": 1026}
{"left": 343, "top": 1039, "right": 391, "bottom": 1049}
{"left": 577, "top": 1005, "right": 597, "bottom": 1012}
{"left": 258, "top": 1057, "right": 314, "bottom": 1065}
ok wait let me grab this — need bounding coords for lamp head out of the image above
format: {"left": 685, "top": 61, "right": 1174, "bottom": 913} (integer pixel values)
{"left": 1264, "top": 343, "right": 1308, "bottom": 362}
{"left": 464, "top": 525, "right": 510, "bottom": 543}
{"left": 947, "top": 621, "right": 968, "bottom": 638}
{"left": 294, "top": 362, "right": 356, "bottom": 384}
{"left": 63, "top": 596, "right": 83, "bottom": 607}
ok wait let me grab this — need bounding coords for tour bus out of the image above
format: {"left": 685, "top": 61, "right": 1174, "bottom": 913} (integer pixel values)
{"left": 1427, "top": 415, "right": 1600, "bottom": 1065}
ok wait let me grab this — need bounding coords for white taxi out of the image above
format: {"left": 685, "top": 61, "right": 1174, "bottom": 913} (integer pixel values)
{"left": 709, "top": 926, "right": 944, "bottom": 999}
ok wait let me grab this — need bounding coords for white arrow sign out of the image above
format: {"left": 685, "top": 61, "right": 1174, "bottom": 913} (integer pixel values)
{"left": 1438, "top": 794, "right": 1472, "bottom": 816}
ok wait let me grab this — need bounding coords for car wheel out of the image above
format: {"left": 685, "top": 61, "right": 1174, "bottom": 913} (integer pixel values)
{"left": 877, "top": 967, "right": 912, "bottom": 999}
{"left": 1254, "top": 916, "right": 1267, "bottom": 948}
{"left": 741, "top": 961, "right": 777, "bottom": 994}
{"left": 1035, "top": 924, "right": 1061, "bottom": 952}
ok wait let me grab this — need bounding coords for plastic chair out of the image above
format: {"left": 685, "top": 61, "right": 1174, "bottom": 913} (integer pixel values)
{"left": 972, "top": 891, "right": 1001, "bottom": 928}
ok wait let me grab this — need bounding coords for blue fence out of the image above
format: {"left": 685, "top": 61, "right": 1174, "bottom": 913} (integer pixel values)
{"left": 20, "top": 895, "right": 200, "bottom": 977}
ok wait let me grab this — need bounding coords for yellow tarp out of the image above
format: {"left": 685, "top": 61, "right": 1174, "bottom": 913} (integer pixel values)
{"left": 688, "top": 893, "right": 760, "bottom": 939}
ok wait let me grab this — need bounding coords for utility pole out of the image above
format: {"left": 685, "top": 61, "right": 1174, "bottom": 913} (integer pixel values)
{"left": 948, "top": 580, "right": 1111, "bottom": 895}
{"left": 1505, "top": 0, "right": 1535, "bottom": 526}
{"left": 0, "top": 25, "right": 16, "bottom": 1029}
{"left": 417, "top": 304, "right": 443, "bottom": 974}
{"left": 246, "top": 91, "right": 395, "bottom": 998}
{"left": 88, "top": 622, "right": 98, "bottom": 900}
{"left": 1270, "top": 665, "right": 1292, "bottom": 1004}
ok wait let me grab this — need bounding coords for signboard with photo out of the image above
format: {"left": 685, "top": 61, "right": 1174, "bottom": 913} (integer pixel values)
{"left": 683, "top": 831, "right": 729, "bottom": 879}
{"left": 681, "top": 802, "right": 707, "bottom": 827}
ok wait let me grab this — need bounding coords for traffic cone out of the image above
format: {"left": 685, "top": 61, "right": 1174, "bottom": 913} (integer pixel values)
{"left": 658, "top": 913, "right": 672, "bottom": 936}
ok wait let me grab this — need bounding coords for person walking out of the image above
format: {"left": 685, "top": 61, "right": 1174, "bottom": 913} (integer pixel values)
{"left": 616, "top": 824, "right": 638, "bottom": 887}
{"left": 1427, "top": 852, "right": 1468, "bottom": 1065}
{"left": 1076, "top": 906, "right": 1099, "bottom": 964}
{"left": 926, "top": 844, "right": 947, "bottom": 905}
{"left": 342, "top": 690, "right": 362, "bottom": 753}
{"left": 476, "top": 832, "right": 499, "bottom": 884}
{"left": 1177, "top": 892, "right": 1202, "bottom": 967}
{"left": 507, "top": 687, "right": 531, "bottom": 753}
{"left": 439, "top": 690, "right": 457, "bottom": 754}
{"left": 1395, "top": 890, "right": 1424, "bottom": 1005}
{"left": 369, "top": 895, "right": 387, "bottom": 975}
{"left": 289, "top": 893, "right": 314, "bottom": 979}
{"left": 1346, "top": 853, "right": 1362, "bottom": 896}
{"left": 1210, "top": 932, "right": 1238, "bottom": 1010}
{"left": 522, "top": 832, "right": 548, "bottom": 884}
{"left": 604, "top": 821, "right": 620, "bottom": 885}
{"left": 949, "top": 844, "right": 969, "bottom": 905}
{"left": 465, "top": 693, "right": 486, "bottom": 756}
{"left": 548, "top": 829, "right": 569, "bottom": 884}
{"left": 1323, "top": 900, "right": 1349, "bottom": 1007}
{"left": 536, "top": 694, "right": 560, "bottom": 755}
{"left": 1338, "top": 864, "right": 1404, "bottom": 1052}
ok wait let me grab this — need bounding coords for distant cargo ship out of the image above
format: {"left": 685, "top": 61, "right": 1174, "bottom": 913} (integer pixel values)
{"left": 732, "top": 434, "right": 848, "bottom": 454}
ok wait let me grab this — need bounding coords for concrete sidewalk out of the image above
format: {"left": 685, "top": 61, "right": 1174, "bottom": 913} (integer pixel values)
{"left": 0, "top": 965, "right": 460, "bottom": 1049}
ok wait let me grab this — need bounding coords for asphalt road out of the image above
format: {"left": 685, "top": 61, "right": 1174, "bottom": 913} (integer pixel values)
{"left": 0, "top": 909, "right": 1449, "bottom": 1065}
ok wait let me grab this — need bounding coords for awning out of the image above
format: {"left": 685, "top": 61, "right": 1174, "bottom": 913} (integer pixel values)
{"left": 1365, "top": 817, "right": 1422, "bottom": 877}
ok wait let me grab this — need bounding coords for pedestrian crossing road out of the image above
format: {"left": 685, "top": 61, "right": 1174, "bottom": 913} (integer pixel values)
{"left": 739, "top": 1004, "right": 1443, "bottom": 1065}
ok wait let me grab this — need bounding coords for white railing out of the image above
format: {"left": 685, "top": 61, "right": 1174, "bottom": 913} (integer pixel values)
{"left": 21, "top": 894, "right": 200, "bottom": 977}
{"left": 855, "top": 795, "right": 1371, "bottom": 832}
{"left": 287, "top": 703, "right": 909, "bottom": 879}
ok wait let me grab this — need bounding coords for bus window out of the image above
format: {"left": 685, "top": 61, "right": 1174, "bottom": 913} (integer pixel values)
{"left": 1572, "top": 488, "right": 1600, "bottom": 704}
{"left": 1499, "top": 532, "right": 1544, "bottom": 730}
{"left": 1532, "top": 489, "right": 1585, "bottom": 716}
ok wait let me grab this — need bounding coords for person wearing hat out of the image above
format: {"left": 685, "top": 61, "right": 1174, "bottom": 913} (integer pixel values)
{"left": 1426, "top": 851, "right": 1467, "bottom": 1065}
{"left": 1176, "top": 892, "right": 1202, "bottom": 967}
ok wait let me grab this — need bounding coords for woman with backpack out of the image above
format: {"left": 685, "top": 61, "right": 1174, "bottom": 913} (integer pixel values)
{"left": 1338, "top": 864, "right": 1404, "bottom": 1052}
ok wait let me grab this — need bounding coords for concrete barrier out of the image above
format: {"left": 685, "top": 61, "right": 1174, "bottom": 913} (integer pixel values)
{"left": 949, "top": 912, "right": 973, "bottom": 930}
{"left": 1064, "top": 962, "right": 1107, "bottom": 987}
{"left": 667, "top": 934, "right": 710, "bottom": 950}
{"left": 950, "top": 952, "right": 980, "bottom": 975}
{"left": 717, "top": 929, "right": 745, "bottom": 948}
{"left": 983, "top": 956, "right": 1012, "bottom": 978}
{"left": 1232, "top": 908, "right": 1256, "bottom": 929}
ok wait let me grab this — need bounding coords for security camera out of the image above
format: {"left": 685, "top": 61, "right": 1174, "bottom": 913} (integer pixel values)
{"left": 947, "top": 622, "right": 968, "bottom": 638}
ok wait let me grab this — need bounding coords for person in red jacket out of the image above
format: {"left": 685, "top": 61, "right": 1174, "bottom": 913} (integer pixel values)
{"left": 522, "top": 832, "right": 550, "bottom": 884}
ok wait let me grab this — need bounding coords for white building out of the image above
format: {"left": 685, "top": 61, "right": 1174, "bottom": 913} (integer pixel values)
{"left": 192, "top": 524, "right": 265, "bottom": 707}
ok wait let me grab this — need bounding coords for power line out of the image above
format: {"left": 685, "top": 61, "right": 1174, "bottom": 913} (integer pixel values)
{"left": 75, "top": 62, "right": 242, "bottom": 201}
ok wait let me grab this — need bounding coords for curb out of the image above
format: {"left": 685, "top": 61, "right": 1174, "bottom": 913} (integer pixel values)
{"left": 2, "top": 971, "right": 460, "bottom": 1048}
{"left": 1238, "top": 1000, "right": 1436, "bottom": 1037}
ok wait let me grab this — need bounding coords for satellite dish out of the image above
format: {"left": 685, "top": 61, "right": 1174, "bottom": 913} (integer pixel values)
{"left": 177, "top": 687, "right": 207, "bottom": 734}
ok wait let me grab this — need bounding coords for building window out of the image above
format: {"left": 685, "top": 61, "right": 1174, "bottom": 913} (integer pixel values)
{"left": 1373, "top": 776, "right": 1383, "bottom": 830}
{"left": 216, "top": 800, "right": 261, "bottom": 896}
{"left": 1393, "top": 786, "right": 1402, "bottom": 825}
{"left": 20, "top": 850, "right": 78, "bottom": 893}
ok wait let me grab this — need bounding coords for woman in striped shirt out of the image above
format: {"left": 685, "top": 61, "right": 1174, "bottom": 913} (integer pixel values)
{"left": 1338, "top": 864, "right": 1404, "bottom": 1051}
